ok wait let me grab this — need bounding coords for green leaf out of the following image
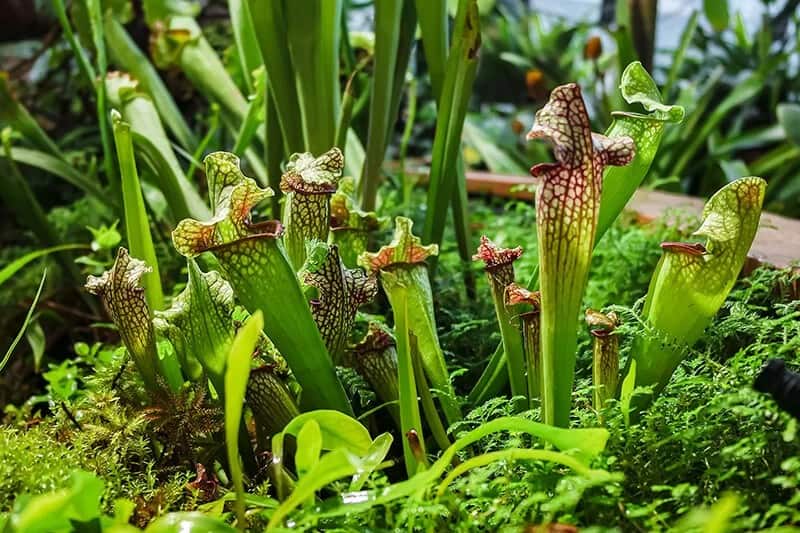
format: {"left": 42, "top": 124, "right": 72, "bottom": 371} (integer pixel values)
{"left": 246, "top": 0, "right": 305, "bottom": 153}
{"left": 422, "top": 0, "right": 481, "bottom": 251}
{"left": 155, "top": 259, "right": 234, "bottom": 387}
{"left": 172, "top": 152, "right": 351, "bottom": 414}
{"left": 0, "top": 72, "right": 64, "bottom": 158}
{"left": 703, "top": 0, "right": 729, "bottom": 31}
{"left": 1, "top": 269, "right": 46, "bottom": 374}
{"left": 619, "top": 359, "right": 637, "bottom": 428}
{"left": 267, "top": 448, "right": 359, "bottom": 529}
{"left": 359, "top": 0, "right": 405, "bottom": 211}
{"left": 284, "top": 0, "right": 342, "bottom": 153}
{"left": 395, "top": 288, "right": 428, "bottom": 476}
{"left": 632, "top": 177, "right": 766, "bottom": 401}
{"left": 281, "top": 410, "right": 372, "bottom": 455}
{"left": 7, "top": 470, "right": 104, "bottom": 533}
{"left": 295, "top": 419, "right": 323, "bottom": 479}
{"left": 350, "top": 432, "right": 393, "bottom": 491}
{"left": 111, "top": 110, "right": 165, "bottom": 311}
{"left": 777, "top": 103, "right": 800, "bottom": 147}
{"left": 224, "top": 310, "right": 263, "bottom": 529}
{"left": 0, "top": 244, "right": 87, "bottom": 288}
{"left": 144, "top": 512, "right": 237, "bottom": 533}
{"left": 435, "top": 448, "right": 612, "bottom": 498}
{"left": 306, "top": 416, "right": 609, "bottom": 522}
{"left": 527, "top": 84, "right": 635, "bottom": 426}
{"left": 6, "top": 146, "right": 111, "bottom": 206}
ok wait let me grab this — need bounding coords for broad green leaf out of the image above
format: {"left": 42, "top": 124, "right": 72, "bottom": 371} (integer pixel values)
{"left": 350, "top": 432, "right": 393, "bottom": 490}
{"left": 268, "top": 448, "right": 360, "bottom": 529}
{"left": 295, "top": 419, "right": 323, "bottom": 479}
{"left": 224, "top": 310, "right": 263, "bottom": 528}
{"left": 527, "top": 84, "right": 635, "bottom": 426}
{"left": 632, "top": 177, "right": 766, "bottom": 400}
{"left": 172, "top": 152, "right": 351, "bottom": 414}
{"left": 0, "top": 70, "right": 64, "bottom": 158}
{"left": 1, "top": 270, "right": 46, "bottom": 374}
{"left": 305, "top": 416, "right": 609, "bottom": 523}
{"left": 145, "top": 512, "right": 236, "bottom": 533}
{"left": 703, "top": 0, "right": 729, "bottom": 31}
{"left": 7, "top": 470, "right": 104, "bottom": 533}
{"left": 281, "top": 410, "right": 372, "bottom": 455}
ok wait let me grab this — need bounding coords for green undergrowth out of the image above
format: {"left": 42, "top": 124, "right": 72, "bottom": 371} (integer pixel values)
{"left": 2, "top": 194, "right": 799, "bottom": 531}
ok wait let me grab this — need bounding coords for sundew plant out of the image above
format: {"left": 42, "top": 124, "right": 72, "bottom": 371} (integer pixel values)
{"left": 0, "top": 1, "right": 793, "bottom": 531}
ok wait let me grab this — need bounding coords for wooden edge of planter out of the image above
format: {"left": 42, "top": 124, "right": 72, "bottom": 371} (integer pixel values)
{"left": 418, "top": 168, "right": 800, "bottom": 274}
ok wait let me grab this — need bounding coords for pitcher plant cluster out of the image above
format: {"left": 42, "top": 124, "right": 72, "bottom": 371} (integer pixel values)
{"left": 80, "top": 60, "right": 766, "bottom": 526}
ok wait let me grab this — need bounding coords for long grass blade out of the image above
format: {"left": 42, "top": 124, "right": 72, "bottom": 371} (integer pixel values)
{"left": 111, "top": 111, "right": 164, "bottom": 311}
{"left": 359, "top": 0, "right": 404, "bottom": 210}
{"left": 0, "top": 245, "right": 87, "bottom": 288}
{"left": 228, "top": 0, "right": 262, "bottom": 93}
{"left": 0, "top": 269, "right": 47, "bottom": 374}
{"left": 423, "top": 0, "right": 481, "bottom": 249}
{"left": 0, "top": 73, "right": 64, "bottom": 158}
{"left": 6, "top": 146, "right": 111, "bottom": 206}
{"left": 247, "top": 0, "right": 305, "bottom": 154}
{"left": 225, "top": 310, "right": 263, "bottom": 530}
{"left": 285, "top": 0, "right": 341, "bottom": 152}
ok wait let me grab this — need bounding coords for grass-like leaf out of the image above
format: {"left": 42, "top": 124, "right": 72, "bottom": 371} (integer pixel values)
{"left": 224, "top": 310, "right": 263, "bottom": 529}
{"left": 0, "top": 269, "right": 46, "bottom": 374}
{"left": 110, "top": 110, "right": 164, "bottom": 311}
